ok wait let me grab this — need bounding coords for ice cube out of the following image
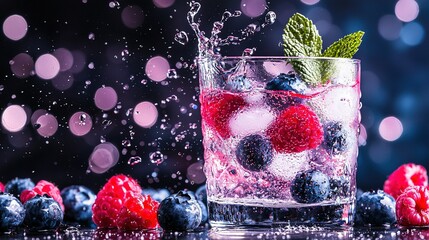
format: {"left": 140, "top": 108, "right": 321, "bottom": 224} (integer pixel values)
{"left": 308, "top": 86, "right": 359, "bottom": 123}
{"left": 229, "top": 106, "right": 275, "bottom": 136}
{"left": 267, "top": 151, "right": 310, "bottom": 181}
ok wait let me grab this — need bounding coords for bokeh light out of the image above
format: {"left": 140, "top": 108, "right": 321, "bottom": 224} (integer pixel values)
{"left": 35, "top": 54, "right": 60, "bottom": 80}
{"left": 94, "top": 86, "right": 118, "bottom": 111}
{"left": 51, "top": 73, "right": 74, "bottom": 91}
{"left": 145, "top": 56, "right": 170, "bottom": 82}
{"left": 301, "top": 0, "right": 320, "bottom": 5}
{"left": 2, "top": 14, "right": 28, "bottom": 41}
{"left": 88, "top": 142, "right": 119, "bottom": 174}
{"left": 133, "top": 101, "right": 158, "bottom": 128}
{"left": 241, "top": 0, "right": 266, "bottom": 18}
{"left": 187, "top": 162, "right": 206, "bottom": 184}
{"left": 153, "top": 0, "right": 175, "bottom": 8}
{"left": 69, "top": 111, "right": 92, "bottom": 136}
{"left": 70, "top": 50, "right": 86, "bottom": 74}
{"left": 121, "top": 5, "right": 144, "bottom": 29}
{"left": 10, "top": 53, "right": 34, "bottom": 78}
{"left": 53, "top": 48, "right": 74, "bottom": 72}
{"left": 379, "top": 116, "right": 403, "bottom": 142}
{"left": 1, "top": 105, "right": 27, "bottom": 132}
{"left": 378, "top": 15, "right": 402, "bottom": 41}
{"left": 400, "top": 22, "right": 425, "bottom": 46}
{"left": 36, "top": 114, "right": 58, "bottom": 137}
{"left": 31, "top": 109, "right": 48, "bottom": 125}
{"left": 395, "top": 0, "right": 419, "bottom": 22}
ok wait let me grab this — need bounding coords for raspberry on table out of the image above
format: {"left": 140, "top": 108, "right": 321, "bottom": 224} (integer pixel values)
{"left": 23, "top": 195, "right": 64, "bottom": 231}
{"left": 4, "top": 178, "right": 35, "bottom": 198}
{"left": 267, "top": 105, "right": 323, "bottom": 153}
{"left": 20, "top": 180, "right": 64, "bottom": 211}
{"left": 200, "top": 90, "right": 247, "bottom": 138}
{"left": 384, "top": 163, "right": 428, "bottom": 199}
{"left": 116, "top": 193, "right": 160, "bottom": 230}
{"left": 92, "top": 174, "right": 142, "bottom": 229}
{"left": 396, "top": 186, "right": 429, "bottom": 227}
{"left": 354, "top": 190, "right": 396, "bottom": 227}
{"left": 0, "top": 193, "right": 25, "bottom": 232}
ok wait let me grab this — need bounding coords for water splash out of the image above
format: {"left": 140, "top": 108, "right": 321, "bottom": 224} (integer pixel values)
{"left": 128, "top": 156, "right": 142, "bottom": 166}
{"left": 174, "top": 31, "right": 189, "bottom": 45}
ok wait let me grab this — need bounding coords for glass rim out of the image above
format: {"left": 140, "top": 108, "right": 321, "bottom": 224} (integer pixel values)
{"left": 197, "top": 55, "right": 361, "bottom": 63}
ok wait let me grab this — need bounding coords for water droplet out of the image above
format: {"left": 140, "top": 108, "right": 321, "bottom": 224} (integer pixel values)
{"left": 122, "top": 139, "right": 131, "bottom": 147}
{"left": 0, "top": 85, "right": 4, "bottom": 91}
{"left": 174, "top": 31, "right": 189, "bottom": 45}
{"left": 109, "top": 1, "right": 120, "bottom": 9}
{"left": 88, "top": 62, "right": 95, "bottom": 69}
{"left": 100, "top": 136, "right": 106, "bottom": 143}
{"left": 149, "top": 151, "right": 164, "bottom": 165}
{"left": 140, "top": 79, "right": 148, "bottom": 85}
{"left": 88, "top": 33, "right": 95, "bottom": 40}
{"left": 242, "top": 47, "right": 256, "bottom": 57}
{"left": 102, "top": 119, "right": 112, "bottom": 128}
{"left": 167, "top": 69, "right": 179, "bottom": 79}
{"left": 264, "top": 11, "right": 276, "bottom": 26}
{"left": 128, "top": 156, "right": 142, "bottom": 166}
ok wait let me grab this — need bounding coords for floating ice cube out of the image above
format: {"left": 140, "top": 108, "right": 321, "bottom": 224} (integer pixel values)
{"left": 229, "top": 106, "right": 275, "bottom": 136}
{"left": 267, "top": 151, "right": 310, "bottom": 181}
{"left": 330, "top": 60, "right": 358, "bottom": 86}
{"left": 309, "top": 86, "right": 359, "bottom": 123}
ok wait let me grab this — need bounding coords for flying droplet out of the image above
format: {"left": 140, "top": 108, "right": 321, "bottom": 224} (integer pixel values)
{"left": 149, "top": 151, "right": 164, "bottom": 165}
{"left": 128, "top": 156, "right": 142, "bottom": 166}
{"left": 174, "top": 31, "right": 189, "bottom": 45}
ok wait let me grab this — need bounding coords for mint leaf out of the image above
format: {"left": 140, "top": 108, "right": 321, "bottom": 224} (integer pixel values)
{"left": 283, "top": 13, "right": 323, "bottom": 85}
{"left": 323, "top": 31, "right": 365, "bottom": 58}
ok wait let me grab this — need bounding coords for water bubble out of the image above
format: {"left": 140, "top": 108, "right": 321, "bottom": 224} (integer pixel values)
{"left": 109, "top": 1, "right": 120, "bottom": 9}
{"left": 79, "top": 113, "right": 87, "bottom": 123}
{"left": 263, "top": 11, "right": 276, "bottom": 27}
{"left": 88, "top": 62, "right": 95, "bottom": 69}
{"left": 149, "top": 151, "right": 164, "bottom": 165}
{"left": 126, "top": 108, "right": 133, "bottom": 116}
{"left": 100, "top": 136, "right": 106, "bottom": 143}
{"left": 167, "top": 69, "right": 179, "bottom": 79}
{"left": 141, "top": 79, "right": 148, "bottom": 85}
{"left": 174, "top": 31, "right": 189, "bottom": 45}
{"left": 0, "top": 85, "right": 4, "bottom": 91}
{"left": 122, "top": 139, "right": 131, "bottom": 147}
{"left": 102, "top": 119, "right": 112, "bottom": 128}
{"left": 128, "top": 156, "right": 142, "bottom": 166}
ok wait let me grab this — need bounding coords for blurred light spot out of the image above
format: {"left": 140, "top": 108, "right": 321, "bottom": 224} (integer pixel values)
{"left": 187, "top": 162, "right": 206, "bottom": 184}
{"left": 10, "top": 53, "right": 34, "bottom": 78}
{"left": 69, "top": 111, "right": 92, "bottom": 136}
{"left": 1, "top": 105, "right": 27, "bottom": 132}
{"left": 241, "top": 0, "right": 266, "bottom": 18}
{"left": 52, "top": 73, "right": 74, "bottom": 91}
{"left": 36, "top": 114, "right": 58, "bottom": 137}
{"left": 358, "top": 124, "right": 367, "bottom": 146}
{"left": 133, "top": 101, "right": 158, "bottom": 128}
{"left": 53, "top": 48, "right": 74, "bottom": 72}
{"left": 400, "top": 22, "right": 425, "bottom": 46}
{"left": 379, "top": 116, "right": 403, "bottom": 141}
{"left": 94, "top": 86, "right": 118, "bottom": 111}
{"left": 2, "top": 14, "right": 28, "bottom": 41}
{"left": 31, "top": 109, "right": 48, "bottom": 125}
{"left": 35, "top": 54, "right": 60, "bottom": 80}
{"left": 88, "top": 142, "right": 119, "bottom": 174}
{"left": 301, "top": 0, "right": 320, "bottom": 5}
{"left": 145, "top": 56, "right": 170, "bottom": 82}
{"left": 395, "top": 0, "right": 419, "bottom": 22}
{"left": 153, "top": 0, "right": 175, "bottom": 8}
{"left": 378, "top": 15, "right": 402, "bottom": 41}
{"left": 70, "top": 50, "right": 86, "bottom": 74}
{"left": 121, "top": 5, "right": 144, "bottom": 29}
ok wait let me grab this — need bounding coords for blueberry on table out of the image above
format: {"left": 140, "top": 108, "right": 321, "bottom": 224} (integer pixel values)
{"left": 0, "top": 193, "right": 25, "bottom": 232}
{"left": 323, "top": 122, "right": 348, "bottom": 155}
{"left": 235, "top": 134, "right": 273, "bottom": 171}
{"left": 354, "top": 190, "right": 396, "bottom": 227}
{"left": 4, "top": 178, "right": 35, "bottom": 198}
{"left": 60, "top": 185, "right": 96, "bottom": 224}
{"left": 24, "top": 195, "right": 64, "bottom": 231}
{"left": 157, "top": 190, "right": 202, "bottom": 231}
{"left": 291, "top": 170, "right": 330, "bottom": 203}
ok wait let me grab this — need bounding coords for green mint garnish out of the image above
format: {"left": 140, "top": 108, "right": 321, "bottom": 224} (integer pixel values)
{"left": 282, "top": 13, "right": 364, "bottom": 85}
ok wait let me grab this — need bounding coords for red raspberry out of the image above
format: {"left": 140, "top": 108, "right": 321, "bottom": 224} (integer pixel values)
{"left": 200, "top": 90, "right": 246, "bottom": 138}
{"left": 384, "top": 163, "right": 428, "bottom": 199}
{"left": 0, "top": 182, "right": 4, "bottom": 192}
{"left": 92, "top": 174, "right": 142, "bottom": 229}
{"left": 116, "top": 193, "right": 160, "bottom": 230}
{"left": 267, "top": 105, "right": 323, "bottom": 153}
{"left": 396, "top": 186, "right": 429, "bottom": 226}
{"left": 20, "top": 180, "right": 64, "bottom": 211}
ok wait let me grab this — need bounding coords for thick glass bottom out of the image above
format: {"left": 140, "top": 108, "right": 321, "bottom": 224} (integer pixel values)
{"left": 208, "top": 199, "right": 354, "bottom": 228}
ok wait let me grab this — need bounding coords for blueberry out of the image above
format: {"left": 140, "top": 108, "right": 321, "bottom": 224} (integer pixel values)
{"left": 157, "top": 190, "right": 202, "bottom": 231}
{"left": 291, "top": 170, "right": 330, "bottom": 203}
{"left": 235, "top": 134, "right": 273, "bottom": 171}
{"left": 60, "top": 185, "right": 95, "bottom": 224}
{"left": 0, "top": 193, "right": 25, "bottom": 231}
{"left": 354, "top": 190, "right": 396, "bottom": 227}
{"left": 195, "top": 185, "right": 207, "bottom": 205}
{"left": 323, "top": 122, "right": 348, "bottom": 155}
{"left": 265, "top": 72, "right": 307, "bottom": 93}
{"left": 197, "top": 200, "right": 208, "bottom": 224}
{"left": 141, "top": 188, "right": 170, "bottom": 202}
{"left": 4, "top": 178, "right": 35, "bottom": 198}
{"left": 225, "top": 75, "right": 252, "bottom": 92}
{"left": 328, "top": 177, "right": 350, "bottom": 199}
{"left": 24, "top": 195, "right": 64, "bottom": 231}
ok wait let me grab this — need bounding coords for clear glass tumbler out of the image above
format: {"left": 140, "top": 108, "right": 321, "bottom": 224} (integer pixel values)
{"left": 198, "top": 56, "right": 361, "bottom": 228}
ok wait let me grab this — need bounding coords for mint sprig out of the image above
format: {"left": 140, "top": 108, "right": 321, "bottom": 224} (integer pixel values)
{"left": 282, "top": 13, "right": 364, "bottom": 85}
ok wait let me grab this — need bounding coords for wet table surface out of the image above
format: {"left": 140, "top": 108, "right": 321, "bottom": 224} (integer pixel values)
{"left": 1, "top": 226, "right": 429, "bottom": 240}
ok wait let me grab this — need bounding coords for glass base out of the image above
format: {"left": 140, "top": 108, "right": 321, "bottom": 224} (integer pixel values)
{"left": 208, "top": 200, "right": 354, "bottom": 228}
